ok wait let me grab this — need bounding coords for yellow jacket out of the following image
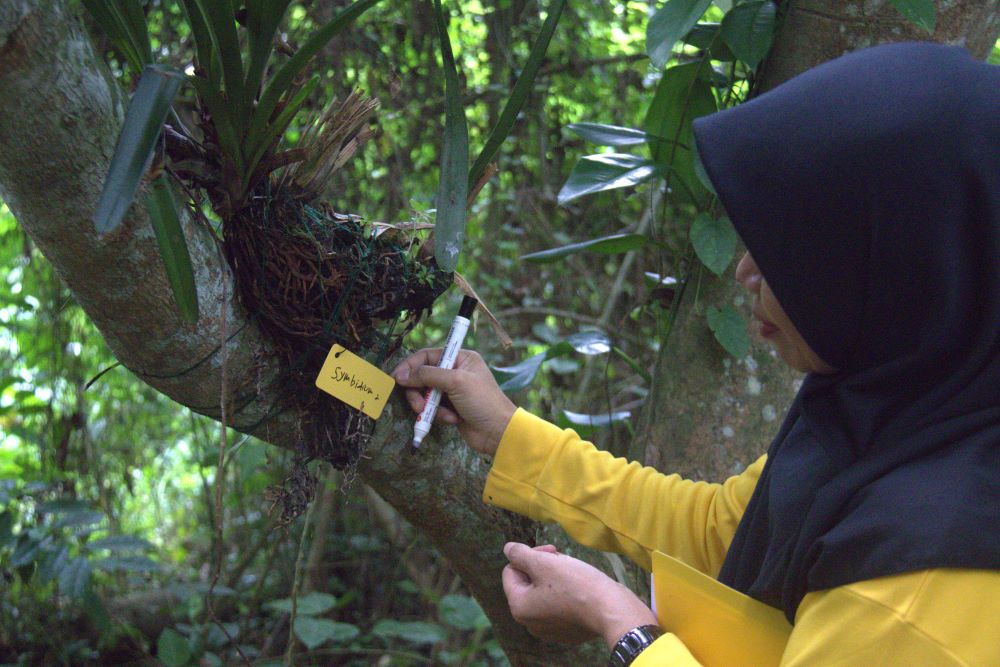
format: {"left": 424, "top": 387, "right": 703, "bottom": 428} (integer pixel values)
{"left": 483, "top": 409, "right": 1000, "bottom": 666}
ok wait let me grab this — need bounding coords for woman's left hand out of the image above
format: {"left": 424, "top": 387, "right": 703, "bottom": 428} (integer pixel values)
{"left": 501, "top": 542, "right": 660, "bottom": 648}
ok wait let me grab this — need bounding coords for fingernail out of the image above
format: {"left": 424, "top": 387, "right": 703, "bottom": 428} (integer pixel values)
{"left": 395, "top": 367, "right": 409, "bottom": 382}
{"left": 503, "top": 542, "right": 514, "bottom": 558}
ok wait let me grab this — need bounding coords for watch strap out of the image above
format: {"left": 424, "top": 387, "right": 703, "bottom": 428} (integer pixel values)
{"left": 608, "top": 624, "right": 664, "bottom": 667}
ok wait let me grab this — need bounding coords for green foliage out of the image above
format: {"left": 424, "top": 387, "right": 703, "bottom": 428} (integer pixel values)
{"left": 431, "top": 0, "right": 471, "bottom": 273}
{"left": 157, "top": 628, "right": 193, "bottom": 667}
{"left": 468, "top": 0, "right": 568, "bottom": 190}
{"left": 690, "top": 214, "right": 737, "bottom": 276}
{"left": 557, "top": 154, "right": 662, "bottom": 205}
{"left": 647, "top": 0, "right": 714, "bottom": 68}
{"left": 93, "top": 64, "right": 184, "bottom": 235}
{"left": 889, "top": 0, "right": 936, "bottom": 33}
{"left": 520, "top": 233, "right": 650, "bottom": 263}
{"left": 372, "top": 618, "right": 448, "bottom": 645}
{"left": 567, "top": 122, "right": 649, "bottom": 147}
{"left": 720, "top": 1, "right": 777, "bottom": 68}
{"left": 146, "top": 175, "right": 199, "bottom": 322}
{"left": 706, "top": 304, "right": 750, "bottom": 358}
{"left": 644, "top": 61, "right": 718, "bottom": 203}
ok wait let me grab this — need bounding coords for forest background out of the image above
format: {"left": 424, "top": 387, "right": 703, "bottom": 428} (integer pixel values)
{"left": 1, "top": 0, "right": 998, "bottom": 665}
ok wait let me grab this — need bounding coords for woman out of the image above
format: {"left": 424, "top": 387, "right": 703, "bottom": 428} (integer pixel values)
{"left": 393, "top": 43, "right": 1000, "bottom": 665}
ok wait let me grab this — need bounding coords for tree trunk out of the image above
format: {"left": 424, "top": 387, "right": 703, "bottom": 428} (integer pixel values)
{"left": 0, "top": 0, "right": 996, "bottom": 663}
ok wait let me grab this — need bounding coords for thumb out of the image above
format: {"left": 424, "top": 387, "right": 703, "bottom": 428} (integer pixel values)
{"left": 503, "top": 542, "right": 541, "bottom": 575}
{"left": 403, "top": 365, "right": 461, "bottom": 393}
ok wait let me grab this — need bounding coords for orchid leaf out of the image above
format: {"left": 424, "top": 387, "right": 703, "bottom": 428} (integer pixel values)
{"left": 93, "top": 64, "right": 184, "bottom": 235}
{"left": 250, "top": 0, "right": 384, "bottom": 143}
{"left": 468, "top": 0, "right": 567, "bottom": 190}
{"left": 146, "top": 176, "right": 199, "bottom": 323}
{"left": 431, "top": 0, "right": 470, "bottom": 273}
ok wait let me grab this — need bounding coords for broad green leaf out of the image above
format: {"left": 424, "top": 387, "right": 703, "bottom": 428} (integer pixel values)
{"left": 521, "top": 233, "right": 650, "bottom": 263}
{"left": 644, "top": 62, "right": 718, "bottom": 203}
{"left": 438, "top": 594, "right": 489, "bottom": 631}
{"left": 566, "top": 331, "right": 611, "bottom": 355}
{"left": 53, "top": 510, "right": 105, "bottom": 530}
{"left": 493, "top": 341, "right": 573, "bottom": 392}
{"left": 372, "top": 619, "right": 447, "bottom": 645}
{"left": 493, "top": 352, "right": 547, "bottom": 393}
{"left": 58, "top": 556, "right": 92, "bottom": 599}
{"left": 468, "top": 0, "right": 567, "bottom": 189}
{"left": 561, "top": 409, "right": 632, "bottom": 428}
{"left": 432, "top": 0, "right": 470, "bottom": 273}
{"left": 36, "top": 545, "right": 70, "bottom": 585}
{"left": 93, "top": 555, "right": 162, "bottom": 572}
{"left": 11, "top": 534, "right": 41, "bottom": 567}
{"left": 146, "top": 176, "right": 200, "bottom": 323}
{"left": 720, "top": 1, "right": 776, "bottom": 67}
{"left": 682, "top": 23, "right": 735, "bottom": 61}
{"left": 690, "top": 214, "right": 737, "bottom": 275}
{"left": 38, "top": 499, "right": 93, "bottom": 514}
{"left": 87, "top": 534, "right": 155, "bottom": 552}
{"left": 93, "top": 64, "right": 184, "bottom": 235}
{"left": 706, "top": 305, "right": 750, "bottom": 358}
{"left": 566, "top": 123, "right": 649, "bottom": 147}
{"left": 557, "top": 154, "right": 662, "bottom": 205}
{"left": 692, "top": 140, "right": 717, "bottom": 194}
{"left": 294, "top": 617, "right": 360, "bottom": 649}
{"left": 647, "top": 0, "right": 714, "bottom": 68}
{"left": 157, "top": 628, "right": 192, "bottom": 667}
{"left": 0, "top": 511, "right": 13, "bottom": 549}
{"left": 249, "top": 0, "right": 384, "bottom": 146}
{"left": 264, "top": 592, "right": 338, "bottom": 616}
{"left": 888, "top": 0, "right": 935, "bottom": 32}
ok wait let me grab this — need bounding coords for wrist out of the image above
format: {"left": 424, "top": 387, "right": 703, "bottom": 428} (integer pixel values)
{"left": 595, "top": 583, "right": 659, "bottom": 649}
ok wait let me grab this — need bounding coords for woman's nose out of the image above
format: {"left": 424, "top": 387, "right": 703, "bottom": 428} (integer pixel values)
{"left": 735, "top": 252, "right": 762, "bottom": 293}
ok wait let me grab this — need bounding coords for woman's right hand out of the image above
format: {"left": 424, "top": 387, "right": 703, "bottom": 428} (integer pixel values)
{"left": 392, "top": 349, "right": 516, "bottom": 456}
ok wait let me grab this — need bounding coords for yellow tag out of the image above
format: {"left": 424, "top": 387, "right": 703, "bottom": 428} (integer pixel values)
{"left": 315, "top": 345, "right": 395, "bottom": 419}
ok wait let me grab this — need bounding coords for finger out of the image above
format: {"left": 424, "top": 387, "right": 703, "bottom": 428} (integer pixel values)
{"left": 407, "top": 365, "right": 462, "bottom": 393}
{"left": 503, "top": 542, "right": 539, "bottom": 576}
{"left": 438, "top": 406, "right": 461, "bottom": 424}
{"left": 404, "top": 388, "right": 426, "bottom": 414}
{"left": 392, "top": 348, "right": 444, "bottom": 383}
{"left": 533, "top": 544, "right": 559, "bottom": 554}
{"left": 501, "top": 565, "right": 532, "bottom": 608}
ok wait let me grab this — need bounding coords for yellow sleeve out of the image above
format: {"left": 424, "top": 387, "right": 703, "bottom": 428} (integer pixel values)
{"left": 633, "top": 633, "right": 703, "bottom": 666}
{"left": 483, "top": 408, "right": 764, "bottom": 576}
{"left": 782, "top": 568, "right": 1000, "bottom": 666}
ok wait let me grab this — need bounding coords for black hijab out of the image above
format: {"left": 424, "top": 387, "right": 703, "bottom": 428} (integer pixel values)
{"left": 692, "top": 42, "right": 1000, "bottom": 621}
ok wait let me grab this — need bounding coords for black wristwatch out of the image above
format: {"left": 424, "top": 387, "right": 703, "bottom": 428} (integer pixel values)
{"left": 608, "top": 624, "right": 665, "bottom": 667}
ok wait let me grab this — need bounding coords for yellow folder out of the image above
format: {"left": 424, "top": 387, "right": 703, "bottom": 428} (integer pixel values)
{"left": 651, "top": 551, "right": 792, "bottom": 666}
